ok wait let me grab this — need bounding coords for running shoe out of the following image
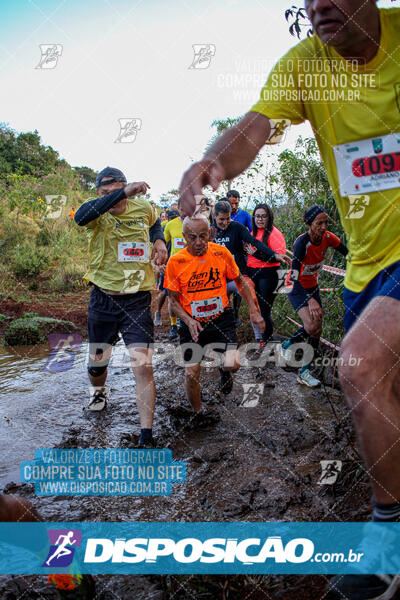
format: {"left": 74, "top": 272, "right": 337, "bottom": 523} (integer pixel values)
{"left": 153, "top": 311, "right": 162, "bottom": 326}
{"left": 278, "top": 343, "right": 292, "bottom": 364}
{"left": 137, "top": 437, "right": 157, "bottom": 449}
{"left": 169, "top": 325, "right": 179, "bottom": 341}
{"left": 327, "top": 574, "right": 400, "bottom": 599}
{"left": 192, "top": 409, "right": 220, "bottom": 427}
{"left": 250, "top": 340, "right": 266, "bottom": 361}
{"left": 86, "top": 385, "right": 110, "bottom": 411}
{"left": 297, "top": 368, "right": 320, "bottom": 388}
{"left": 219, "top": 367, "right": 233, "bottom": 395}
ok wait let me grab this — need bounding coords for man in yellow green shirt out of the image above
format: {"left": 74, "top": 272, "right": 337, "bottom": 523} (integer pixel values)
{"left": 179, "top": 2, "right": 400, "bottom": 597}
{"left": 75, "top": 166, "right": 167, "bottom": 448}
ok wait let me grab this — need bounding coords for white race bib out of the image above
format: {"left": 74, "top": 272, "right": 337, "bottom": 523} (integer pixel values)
{"left": 174, "top": 237, "right": 185, "bottom": 250}
{"left": 333, "top": 132, "right": 400, "bottom": 196}
{"left": 302, "top": 261, "right": 324, "bottom": 276}
{"left": 190, "top": 296, "right": 223, "bottom": 319}
{"left": 118, "top": 242, "right": 150, "bottom": 263}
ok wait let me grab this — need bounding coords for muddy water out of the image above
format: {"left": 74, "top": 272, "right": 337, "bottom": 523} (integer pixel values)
{"left": 0, "top": 334, "right": 369, "bottom": 599}
{"left": 0, "top": 337, "right": 359, "bottom": 520}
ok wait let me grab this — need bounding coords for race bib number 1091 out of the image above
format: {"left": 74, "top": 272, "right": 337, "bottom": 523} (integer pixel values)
{"left": 333, "top": 132, "right": 400, "bottom": 196}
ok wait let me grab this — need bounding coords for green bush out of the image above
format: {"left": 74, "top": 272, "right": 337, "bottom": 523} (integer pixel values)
{"left": 48, "top": 268, "right": 84, "bottom": 292}
{"left": 10, "top": 246, "right": 47, "bottom": 278}
{"left": 4, "top": 318, "right": 46, "bottom": 345}
{"left": 35, "top": 228, "right": 51, "bottom": 246}
{"left": 4, "top": 314, "right": 77, "bottom": 346}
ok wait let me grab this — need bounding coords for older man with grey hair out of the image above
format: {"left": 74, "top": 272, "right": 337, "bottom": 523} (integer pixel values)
{"left": 164, "top": 216, "right": 264, "bottom": 414}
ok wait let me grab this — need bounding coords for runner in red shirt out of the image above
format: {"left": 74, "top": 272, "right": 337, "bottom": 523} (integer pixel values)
{"left": 280, "top": 205, "right": 347, "bottom": 387}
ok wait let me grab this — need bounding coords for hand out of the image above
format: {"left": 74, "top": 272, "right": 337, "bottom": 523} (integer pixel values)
{"left": 187, "top": 318, "right": 204, "bottom": 342}
{"left": 244, "top": 242, "right": 256, "bottom": 255}
{"left": 151, "top": 239, "right": 168, "bottom": 266}
{"left": 275, "top": 254, "right": 291, "bottom": 266}
{"left": 209, "top": 225, "right": 217, "bottom": 242}
{"left": 250, "top": 310, "right": 265, "bottom": 333}
{"left": 152, "top": 262, "right": 165, "bottom": 278}
{"left": 179, "top": 159, "right": 225, "bottom": 217}
{"left": 308, "top": 298, "right": 322, "bottom": 321}
{"left": 124, "top": 181, "right": 150, "bottom": 197}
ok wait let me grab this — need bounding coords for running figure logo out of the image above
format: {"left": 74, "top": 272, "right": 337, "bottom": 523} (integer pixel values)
{"left": 189, "top": 44, "right": 216, "bottom": 69}
{"left": 115, "top": 118, "right": 142, "bottom": 143}
{"left": 345, "top": 194, "right": 370, "bottom": 219}
{"left": 43, "top": 529, "right": 82, "bottom": 567}
{"left": 267, "top": 118, "right": 291, "bottom": 144}
{"left": 317, "top": 460, "right": 342, "bottom": 485}
{"left": 241, "top": 384, "right": 264, "bottom": 407}
{"left": 42, "top": 334, "right": 82, "bottom": 373}
{"left": 205, "top": 267, "right": 220, "bottom": 286}
{"left": 45, "top": 195, "right": 67, "bottom": 219}
{"left": 36, "top": 44, "right": 63, "bottom": 69}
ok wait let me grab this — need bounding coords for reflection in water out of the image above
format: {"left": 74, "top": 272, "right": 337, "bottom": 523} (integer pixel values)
{"left": 0, "top": 343, "right": 89, "bottom": 485}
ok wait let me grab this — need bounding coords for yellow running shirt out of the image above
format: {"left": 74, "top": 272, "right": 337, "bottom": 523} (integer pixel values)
{"left": 251, "top": 7, "right": 400, "bottom": 293}
{"left": 82, "top": 198, "right": 157, "bottom": 293}
{"left": 164, "top": 217, "right": 185, "bottom": 256}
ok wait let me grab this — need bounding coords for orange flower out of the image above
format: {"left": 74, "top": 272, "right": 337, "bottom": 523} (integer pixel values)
{"left": 47, "top": 573, "right": 82, "bottom": 590}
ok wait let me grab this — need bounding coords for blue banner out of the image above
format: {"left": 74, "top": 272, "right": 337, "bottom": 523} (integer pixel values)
{"left": 0, "top": 522, "right": 399, "bottom": 574}
{"left": 20, "top": 449, "right": 186, "bottom": 496}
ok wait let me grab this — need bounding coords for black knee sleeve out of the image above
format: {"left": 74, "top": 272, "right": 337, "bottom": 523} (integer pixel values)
{"left": 87, "top": 365, "right": 107, "bottom": 377}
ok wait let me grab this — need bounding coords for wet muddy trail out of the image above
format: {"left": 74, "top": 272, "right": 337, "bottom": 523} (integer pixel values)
{"left": 0, "top": 293, "right": 371, "bottom": 599}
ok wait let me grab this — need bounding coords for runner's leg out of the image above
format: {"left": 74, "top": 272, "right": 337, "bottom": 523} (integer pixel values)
{"left": 254, "top": 270, "right": 279, "bottom": 343}
{"left": 87, "top": 287, "right": 117, "bottom": 408}
{"left": 339, "top": 296, "right": 400, "bottom": 503}
{"left": 221, "top": 347, "right": 240, "bottom": 372}
{"left": 185, "top": 363, "right": 202, "bottom": 412}
{"left": 128, "top": 346, "right": 155, "bottom": 429}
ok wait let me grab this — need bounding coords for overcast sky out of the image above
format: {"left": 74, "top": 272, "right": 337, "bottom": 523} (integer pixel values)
{"left": 0, "top": 0, "right": 393, "bottom": 201}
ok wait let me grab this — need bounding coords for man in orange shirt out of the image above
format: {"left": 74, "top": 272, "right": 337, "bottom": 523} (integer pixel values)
{"left": 165, "top": 216, "right": 264, "bottom": 414}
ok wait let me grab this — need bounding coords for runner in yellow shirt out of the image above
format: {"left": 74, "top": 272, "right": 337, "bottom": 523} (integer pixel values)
{"left": 179, "top": 3, "right": 400, "bottom": 597}
{"left": 153, "top": 204, "right": 185, "bottom": 339}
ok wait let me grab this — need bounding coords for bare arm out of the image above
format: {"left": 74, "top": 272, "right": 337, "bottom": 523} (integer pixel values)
{"left": 234, "top": 274, "right": 265, "bottom": 332}
{"left": 179, "top": 112, "right": 271, "bottom": 216}
{"left": 167, "top": 290, "right": 203, "bottom": 342}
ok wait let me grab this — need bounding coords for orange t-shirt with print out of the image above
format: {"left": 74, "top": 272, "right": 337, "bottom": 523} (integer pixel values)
{"left": 164, "top": 242, "right": 239, "bottom": 319}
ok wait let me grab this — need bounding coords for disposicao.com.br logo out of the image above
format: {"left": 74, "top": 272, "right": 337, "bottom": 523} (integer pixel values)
{"left": 83, "top": 536, "right": 362, "bottom": 566}
{"left": 43, "top": 528, "right": 82, "bottom": 567}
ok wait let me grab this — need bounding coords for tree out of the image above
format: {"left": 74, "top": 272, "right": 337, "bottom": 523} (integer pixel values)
{"left": 284, "top": 2, "right": 399, "bottom": 39}
{"left": 0, "top": 124, "right": 63, "bottom": 179}
{"left": 274, "top": 136, "right": 343, "bottom": 243}
{"left": 73, "top": 166, "right": 98, "bottom": 191}
{"left": 284, "top": 6, "right": 313, "bottom": 39}
{"left": 159, "top": 188, "right": 180, "bottom": 207}
{"left": 206, "top": 117, "right": 242, "bottom": 191}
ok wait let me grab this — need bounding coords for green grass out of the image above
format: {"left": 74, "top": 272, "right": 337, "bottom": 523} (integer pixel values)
{"left": 0, "top": 202, "right": 88, "bottom": 296}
